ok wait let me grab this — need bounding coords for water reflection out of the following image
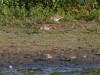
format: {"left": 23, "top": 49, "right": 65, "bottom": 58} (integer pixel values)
{"left": 0, "top": 67, "right": 100, "bottom": 75}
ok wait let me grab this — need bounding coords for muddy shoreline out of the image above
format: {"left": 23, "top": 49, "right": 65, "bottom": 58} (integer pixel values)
{"left": 0, "top": 45, "right": 100, "bottom": 67}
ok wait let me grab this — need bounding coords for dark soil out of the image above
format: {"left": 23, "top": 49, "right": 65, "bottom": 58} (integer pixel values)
{"left": 0, "top": 45, "right": 100, "bottom": 67}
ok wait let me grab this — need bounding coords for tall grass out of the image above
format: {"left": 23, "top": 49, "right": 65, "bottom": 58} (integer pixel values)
{"left": 0, "top": 0, "right": 100, "bottom": 28}
{"left": 0, "top": 0, "right": 98, "bottom": 16}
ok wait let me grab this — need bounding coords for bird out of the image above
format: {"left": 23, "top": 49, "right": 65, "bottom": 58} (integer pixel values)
{"left": 9, "top": 65, "right": 13, "bottom": 69}
{"left": 40, "top": 24, "right": 51, "bottom": 30}
{"left": 50, "top": 15, "right": 63, "bottom": 22}
{"left": 94, "top": 52, "right": 100, "bottom": 55}
{"left": 46, "top": 54, "right": 53, "bottom": 59}
{"left": 82, "top": 55, "right": 87, "bottom": 58}
{"left": 70, "top": 55, "right": 76, "bottom": 59}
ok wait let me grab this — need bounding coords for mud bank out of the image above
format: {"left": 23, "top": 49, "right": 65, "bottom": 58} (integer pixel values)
{"left": 0, "top": 45, "right": 100, "bottom": 67}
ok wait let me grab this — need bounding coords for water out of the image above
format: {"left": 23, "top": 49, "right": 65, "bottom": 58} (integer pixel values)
{"left": 0, "top": 65, "right": 100, "bottom": 75}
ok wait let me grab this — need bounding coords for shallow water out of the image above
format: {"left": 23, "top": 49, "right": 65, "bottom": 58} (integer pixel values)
{"left": 0, "top": 65, "right": 100, "bottom": 75}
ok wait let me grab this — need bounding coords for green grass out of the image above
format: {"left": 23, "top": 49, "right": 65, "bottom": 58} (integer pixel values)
{"left": 0, "top": 21, "right": 100, "bottom": 50}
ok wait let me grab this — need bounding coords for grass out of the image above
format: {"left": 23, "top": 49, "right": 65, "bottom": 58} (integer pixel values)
{"left": 0, "top": 21, "right": 100, "bottom": 50}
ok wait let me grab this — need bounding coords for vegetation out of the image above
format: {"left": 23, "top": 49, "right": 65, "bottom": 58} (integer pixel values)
{"left": 0, "top": 1, "right": 100, "bottom": 74}
{"left": 0, "top": 1, "right": 100, "bottom": 47}
{"left": 0, "top": 0, "right": 100, "bottom": 28}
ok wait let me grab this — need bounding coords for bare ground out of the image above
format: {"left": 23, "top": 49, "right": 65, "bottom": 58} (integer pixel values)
{"left": 0, "top": 21, "right": 100, "bottom": 67}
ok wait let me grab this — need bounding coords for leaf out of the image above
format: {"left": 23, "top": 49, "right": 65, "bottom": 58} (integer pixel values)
{"left": 52, "top": 0, "right": 56, "bottom": 2}
{"left": 0, "top": 0, "right": 3, "bottom": 4}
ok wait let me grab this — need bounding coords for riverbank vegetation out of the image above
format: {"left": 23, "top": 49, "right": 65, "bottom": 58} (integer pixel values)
{"left": 0, "top": 0, "right": 100, "bottom": 28}
{"left": 0, "top": 0, "right": 100, "bottom": 47}
{"left": 0, "top": 1, "right": 100, "bottom": 73}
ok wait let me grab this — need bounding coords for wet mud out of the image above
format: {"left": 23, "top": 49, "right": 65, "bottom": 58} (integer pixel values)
{"left": 0, "top": 45, "right": 100, "bottom": 67}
